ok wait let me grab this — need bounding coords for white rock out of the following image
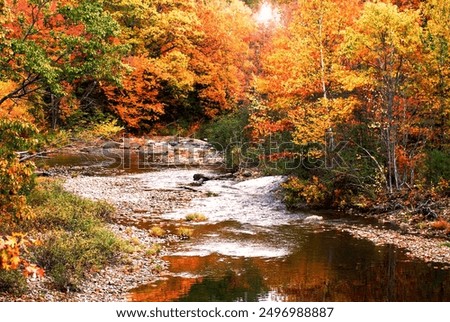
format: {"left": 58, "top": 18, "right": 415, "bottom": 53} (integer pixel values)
{"left": 304, "top": 215, "right": 324, "bottom": 223}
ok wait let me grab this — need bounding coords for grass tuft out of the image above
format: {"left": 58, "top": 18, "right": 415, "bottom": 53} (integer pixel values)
{"left": 176, "top": 227, "right": 194, "bottom": 239}
{"left": 146, "top": 243, "right": 163, "bottom": 257}
{"left": 184, "top": 213, "right": 208, "bottom": 222}
{"left": 149, "top": 226, "right": 166, "bottom": 237}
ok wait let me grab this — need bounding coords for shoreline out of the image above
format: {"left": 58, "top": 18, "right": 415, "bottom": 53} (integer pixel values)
{"left": 337, "top": 222, "right": 450, "bottom": 266}
{"left": 340, "top": 197, "right": 450, "bottom": 265}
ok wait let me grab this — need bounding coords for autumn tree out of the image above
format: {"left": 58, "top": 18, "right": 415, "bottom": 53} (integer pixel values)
{"left": 251, "top": 0, "right": 361, "bottom": 148}
{"left": 0, "top": 119, "right": 43, "bottom": 277}
{"left": 192, "top": 0, "right": 256, "bottom": 118}
{"left": 103, "top": 0, "right": 201, "bottom": 130}
{"left": 104, "top": 0, "right": 256, "bottom": 130}
{"left": 341, "top": 1, "right": 424, "bottom": 193}
{"left": 0, "top": 0, "right": 127, "bottom": 128}
{"left": 421, "top": 0, "right": 450, "bottom": 150}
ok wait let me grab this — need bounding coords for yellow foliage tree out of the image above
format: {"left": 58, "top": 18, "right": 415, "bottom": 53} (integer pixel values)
{"left": 105, "top": 0, "right": 256, "bottom": 128}
{"left": 251, "top": 0, "right": 361, "bottom": 150}
{"left": 421, "top": 0, "right": 450, "bottom": 149}
{"left": 340, "top": 1, "right": 424, "bottom": 192}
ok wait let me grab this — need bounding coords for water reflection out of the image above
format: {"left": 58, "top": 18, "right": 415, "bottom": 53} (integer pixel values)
{"left": 35, "top": 152, "right": 113, "bottom": 168}
{"left": 131, "top": 254, "right": 268, "bottom": 302}
{"left": 37, "top": 150, "right": 223, "bottom": 174}
{"left": 36, "top": 151, "right": 161, "bottom": 174}
{"left": 130, "top": 227, "right": 450, "bottom": 302}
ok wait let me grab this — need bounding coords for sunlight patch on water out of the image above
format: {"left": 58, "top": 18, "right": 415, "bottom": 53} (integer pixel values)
{"left": 223, "top": 227, "right": 258, "bottom": 235}
{"left": 171, "top": 272, "right": 203, "bottom": 279}
{"left": 171, "top": 240, "right": 289, "bottom": 258}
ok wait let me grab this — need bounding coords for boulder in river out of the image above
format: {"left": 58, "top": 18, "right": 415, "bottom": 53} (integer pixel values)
{"left": 193, "top": 173, "right": 236, "bottom": 184}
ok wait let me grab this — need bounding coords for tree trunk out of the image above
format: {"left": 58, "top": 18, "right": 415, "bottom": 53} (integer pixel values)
{"left": 50, "top": 94, "right": 61, "bottom": 130}
{"left": 318, "top": 15, "right": 328, "bottom": 100}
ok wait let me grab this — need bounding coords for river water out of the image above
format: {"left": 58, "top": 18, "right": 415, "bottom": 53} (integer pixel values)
{"left": 128, "top": 173, "right": 450, "bottom": 302}
{"left": 38, "top": 153, "right": 450, "bottom": 301}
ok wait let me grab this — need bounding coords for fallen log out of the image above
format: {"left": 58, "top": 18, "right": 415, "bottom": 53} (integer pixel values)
{"left": 193, "top": 173, "right": 235, "bottom": 182}
{"left": 19, "top": 150, "right": 51, "bottom": 162}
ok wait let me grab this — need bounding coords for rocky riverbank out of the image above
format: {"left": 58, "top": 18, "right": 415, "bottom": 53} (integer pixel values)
{"left": 60, "top": 170, "right": 214, "bottom": 301}
{"left": 337, "top": 195, "right": 450, "bottom": 265}
{"left": 4, "top": 169, "right": 211, "bottom": 302}
{"left": 7, "top": 224, "right": 174, "bottom": 302}
{"left": 1, "top": 137, "right": 230, "bottom": 302}
{"left": 338, "top": 223, "right": 450, "bottom": 267}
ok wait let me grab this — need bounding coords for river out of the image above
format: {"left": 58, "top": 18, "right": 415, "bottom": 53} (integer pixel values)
{"left": 40, "top": 151, "right": 450, "bottom": 301}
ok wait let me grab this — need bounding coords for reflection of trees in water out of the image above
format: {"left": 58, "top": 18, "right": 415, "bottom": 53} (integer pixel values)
{"left": 386, "top": 245, "right": 397, "bottom": 301}
{"left": 270, "top": 235, "right": 450, "bottom": 302}
{"left": 130, "top": 276, "right": 202, "bottom": 302}
{"left": 251, "top": 230, "right": 450, "bottom": 302}
{"left": 130, "top": 255, "right": 267, "bottom": 302}
{"left": 131, "top": 227, "right": 450, "bottom": 302}
{"left": 176, "top": 266, "right": 267, "bottom": 302}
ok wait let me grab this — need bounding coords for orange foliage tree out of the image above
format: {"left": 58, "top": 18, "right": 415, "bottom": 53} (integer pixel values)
{"left": 102, "top": 56, "right": 165, "bottom": 129}
{"left": 103, "top": 0, "right": 200, "bottom": 130}
{"left": 0, "top": 119, "right": 43, "bottom": 277}
{"left": 0, "top": 0, "right": 127, "bottom": 127}
{"left": 103, "top": 0, "right": 256, "bottom": 130}
{"left": 192, "top": 0, "right": 256, "bottom": 118}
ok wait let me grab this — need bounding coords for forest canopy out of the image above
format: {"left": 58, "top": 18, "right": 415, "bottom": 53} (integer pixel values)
{"left": 0, "top": 0, "right": 449, "bottom": 236}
